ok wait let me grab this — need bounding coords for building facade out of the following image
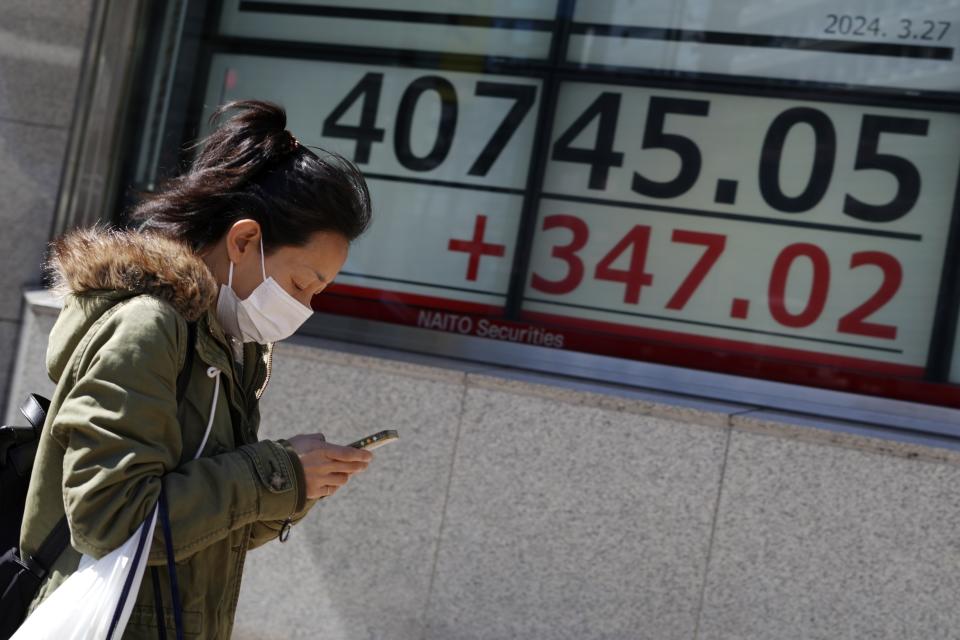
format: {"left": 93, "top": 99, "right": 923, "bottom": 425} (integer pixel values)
{"left": 4, "top": 1, "right": 960, "bottom": 638}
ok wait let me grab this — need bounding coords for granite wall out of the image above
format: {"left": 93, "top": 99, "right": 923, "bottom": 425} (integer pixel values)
{"left": 0, "top": 0, "right": 93, "bottom": 418}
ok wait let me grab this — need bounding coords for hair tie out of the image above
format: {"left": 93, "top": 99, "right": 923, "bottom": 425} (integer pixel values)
{"left": 285, "top": 130, "right": 300, "bottom": 150}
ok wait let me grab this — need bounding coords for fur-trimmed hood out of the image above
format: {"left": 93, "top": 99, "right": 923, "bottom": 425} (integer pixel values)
{"left": 45, "top": 226, "right": 218, "bottom": 322}
{"left": 43, "top": 226, "right": 220, "bottom": 384}
{"left": 42, "top": 224, "right": 275, "bottom": 392}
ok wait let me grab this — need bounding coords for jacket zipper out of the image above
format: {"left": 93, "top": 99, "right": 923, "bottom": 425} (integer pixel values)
{"left": 254, "top": 342, "right": 274, "bottom": 401}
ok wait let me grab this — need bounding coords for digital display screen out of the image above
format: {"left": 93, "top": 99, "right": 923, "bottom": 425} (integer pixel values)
{"left": 569, "top": 0, "right": 960, "bottom": 93}
{"left": 197, "top": 0, "right": 960, "bottom": 407}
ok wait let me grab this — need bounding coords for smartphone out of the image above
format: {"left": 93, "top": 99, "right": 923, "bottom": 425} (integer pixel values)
{"left": 348, "top": 430, "right": 399, "bottom": 450}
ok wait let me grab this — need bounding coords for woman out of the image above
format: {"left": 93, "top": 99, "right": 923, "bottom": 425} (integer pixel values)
{"left": 18, "top": 100, "right": 374, "bottom": 638}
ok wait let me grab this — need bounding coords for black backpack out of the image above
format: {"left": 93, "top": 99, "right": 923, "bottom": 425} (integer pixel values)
{"left": 0, "top": 321, "right": 196, "bottom": 639}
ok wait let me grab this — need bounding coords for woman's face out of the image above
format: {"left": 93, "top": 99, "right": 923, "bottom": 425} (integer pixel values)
{"left": 213, "top": 219, "right": 349, "bottom": 308}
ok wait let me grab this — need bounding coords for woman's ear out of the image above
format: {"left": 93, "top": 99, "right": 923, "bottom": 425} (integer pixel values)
{"left": 225, "top": 219, "right": 262, "bottom": 264}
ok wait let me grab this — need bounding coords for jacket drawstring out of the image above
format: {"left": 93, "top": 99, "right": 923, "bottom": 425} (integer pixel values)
{"left": 196, "top": 367, "right": 220, "bottom": 460}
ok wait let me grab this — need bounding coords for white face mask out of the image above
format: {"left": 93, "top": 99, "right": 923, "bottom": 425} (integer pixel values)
{"left": 215, "top": 236, "right": 313, "bottom": 344}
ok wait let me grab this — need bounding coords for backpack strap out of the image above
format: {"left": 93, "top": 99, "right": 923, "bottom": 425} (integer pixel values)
{"left": 24, "top": 321, "right": 198, "bottom": 583}
{"left": 3, "top": 395, "right": 53, "bottom": 476}
{"left": 19, "top": 395, "right": 50, "bottom": 440}
{"left": 17, "top": 519, "right": 70, "bottom": 581}
{"left": 175, "top": 321, "right": 197, "bottom": 407}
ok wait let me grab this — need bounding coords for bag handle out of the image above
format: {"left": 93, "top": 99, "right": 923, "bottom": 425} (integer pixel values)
{"left": 158, "top": 487, "right": 183, "bottom": 640}
{"left": 145, "top": 486, "right": 185, "bottom": 640}
{"left": 143, "top": 320, "right": 197, "bottom": 640}
{"left": 147, "top": 320, "right": 198, "bottom": 640}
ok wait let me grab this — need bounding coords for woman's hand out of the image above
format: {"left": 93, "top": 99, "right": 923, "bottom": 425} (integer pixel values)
{"left": 286, "top": 433, "right": 373, "bottom": 499}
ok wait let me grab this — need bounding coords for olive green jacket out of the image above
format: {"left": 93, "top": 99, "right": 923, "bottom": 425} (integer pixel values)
{"left": 19, "top": 228, "right": 317, "bottom": 638}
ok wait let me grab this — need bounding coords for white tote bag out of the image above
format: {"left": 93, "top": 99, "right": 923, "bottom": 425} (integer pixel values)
{"left": 13, "top": 366, "right": 222, "bottom": 640}
{"left": 11, "top": 506, "right": 161, "bottom": 640}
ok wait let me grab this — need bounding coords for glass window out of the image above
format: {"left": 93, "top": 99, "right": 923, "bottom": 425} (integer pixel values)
{"left": 122, "top": 0, "right": 960, "bottom": 411}
{"left": 952, "top": 304, "right": 960, "bottom": 383}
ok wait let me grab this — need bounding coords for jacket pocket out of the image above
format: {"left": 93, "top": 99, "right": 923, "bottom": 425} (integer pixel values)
{"left": 127, "top": 603, "right": 203, "bottom": 637}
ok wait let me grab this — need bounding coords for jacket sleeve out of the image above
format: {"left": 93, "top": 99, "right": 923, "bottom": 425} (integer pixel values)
{"left": 246, "top": 499, "right": 320, "bottom": 550}
{"left": 246, "top": 438, "right": 319, "bottom": 550}
{"left": 51, "top": 297, "right": 304, "bottom": 563}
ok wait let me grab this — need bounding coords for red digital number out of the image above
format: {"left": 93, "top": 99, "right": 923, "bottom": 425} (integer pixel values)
{"left": 532, "top": 215, "right": 901, "bottom": 342}
{"left": 531, "top": 214, "right": 589, "bottom": 294}
{"left": 593, "top": 225, "right": 654, "bottom": 304}
{"left": 768, "top": 243, "right": 831, "bottom": 328}
{"left": 836, "top": 251, "right": 902, "bottom": 339}
{"left": 666, "top": 230, "right": 726, "bottom": 310}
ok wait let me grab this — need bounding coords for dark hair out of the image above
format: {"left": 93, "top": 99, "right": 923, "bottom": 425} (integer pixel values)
{"left": 129, "top": 99, "right": 372, "bottom": 252}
